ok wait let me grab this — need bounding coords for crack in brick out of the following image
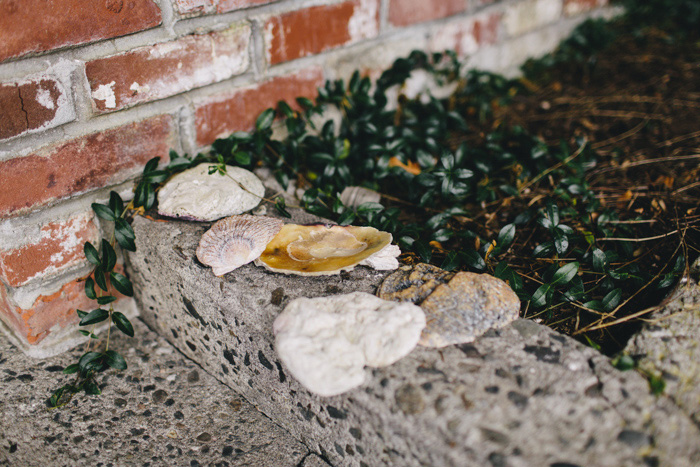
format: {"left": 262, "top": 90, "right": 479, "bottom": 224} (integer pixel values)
{"left": 16, "top": 85, "right": 29, "bottom": 131}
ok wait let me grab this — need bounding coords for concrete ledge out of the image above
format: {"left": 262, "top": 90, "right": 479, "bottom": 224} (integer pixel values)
{"left": 127, "top": 214, "right": 700, "bottom": 466}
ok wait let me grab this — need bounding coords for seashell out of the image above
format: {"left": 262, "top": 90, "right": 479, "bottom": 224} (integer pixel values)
{"left": 255, "top": 224, "right": 391, "bottom": 276}
{"left": 339, "top": 186, "right": 381, "bottom": 209}
{"left": 273, "top": 292, "right": 425, "bottom": 397}
{"left": 418, "top": 272, "right": 520, "bottom": 348}
{"left": 378, "top": 263, "right": 455, "bottom": 304}
{"left": 360, "top": 243, "right": 401, "bottom": 271}
{"left": 196, "top": 215, "right": 283, "bottom": 276}
{"left": 158, "top": 163, "right": 265, "bottom": 222}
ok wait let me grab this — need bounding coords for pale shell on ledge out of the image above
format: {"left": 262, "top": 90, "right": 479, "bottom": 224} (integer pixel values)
{"left": 158, "top": 163, "right": 265, "bottom": 222}
{"left": 196, "top": 215, "right": 283, "bottom": 276}
{"left": 339, "top": 186, "right": 381, "bottom": 209}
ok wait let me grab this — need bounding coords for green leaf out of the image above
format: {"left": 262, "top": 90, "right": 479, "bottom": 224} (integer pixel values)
{"left": 612, "top": 354, "right": 635, "bottom": 371}
{"left": 84, "top": 278, "right": 96, "bottom": 300}
{"left": 546, "top": 201, "right": 560, "bottom": 226}
{"left": 79, "top": 308, "right": 109, "bottom": 326}
{"left": 101, "top": 239, "right": 117, "bottom": 272}
{"left": 92, "top": 203, "right": 117, "bottom": 222}
{"left": 531, "top": 283, "right": 551, "bottom": 308}
{"left": 63, "top": 363, "right": 80, "bottom": 375}
{"left": 494, "top": 261, "right": 523, "bottom": 292}
{"left": 96, "top": 296, "right": 116, "bottom": 305}
{"left": 414, "top": 241, "right": 432, "bottom": 263}
{"left": 112, "top": 311, "right": 135, "bottom": 337}
{"left": 551, "top": 262, "right": 579, "bottom": 286}
{"left": 584, "top": 335, "right": 601, "bottom": 351}
{"left": 357, "top": 202, "right": 384, "bottom": 216}
{"left": 84, "top": 242, "right": 100, "bottom": 266}
{"left": 256, "top": 108, "right": 275, "bottom": 131}
{"left": 592, "top": 248, "right": 607, "bottom": 272}
{"left": 78, "top": 351, "right": 104, "bottom": 375}
{"left": 602, "top": 288, "right": 622, "bottom": 311}
{"left": 110, "top": 272, "right": 133, "bottom": 297}
{"left": 143, "top": 170, "right": 169, "bottom": 183}
{"left": 296, "top": 97, "right": 314, "bottom": 109}
{"left": 76, "top": 309, "right": 88, "bottom": 319}
{"left": 553, "top": 229, "right": 569, "bottom": 255}
{"left": 83, "top": 380, "right": 102, "bottom": 396}
{"left": 533, "top": 241, "right": 554, "bottom": 258}
{"left": 108, "top": 191, "right": 124, "bottom": 217}
{"left": 461, "top": 249, "right": 485, "bottom": 271}
{"left": 441, "top": 251, "right": 460, "bottom": 271}
{"left": 115, "top": 218, "right": 136, "bottom": 252}
{"left": 94, "top": 266, "right": 109, "bottom": 292}
{"left": 233, "top": 151, "right": 251, "bottom": 166}
{"left": 277, "top": 100, "right": 294, "bottom": 118}
{"left": 78, "top": 329, "right": 91, "bottom": 337}
{"left": 648, "top": 373, "right": 666, "bottom": 395}
{"left": 497, "top": 224, "right": 516, "bottom": 249}
{"left": 144, "top": 157, "right": 160, "bottom": 174}
{"left": 337, "top": 210, "right": 356, "bottom": 226}
{"left": 104, "top": 350, "right": 127, "bottom": 370}
{"left": 274, "top": 197, "right": 291, "bottom": 218}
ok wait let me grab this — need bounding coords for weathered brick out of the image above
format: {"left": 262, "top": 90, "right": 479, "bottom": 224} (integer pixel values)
{"left": 0, "top": 0, "right": 162, "bottom": 63}
{"left": 0, "top": 115, "right": 176, "bottom": 218}
{"left": 0, "top": 76, "right": 75, "bottom": 140}
{"left": 0, "top": 268, "right": 129, "bottom": 345}
{"left": 86, "top": 25, "right": 250, "bottom": 113}
{"left": 503, "top": 0, "right": 563, "bottom": 37}
{"left": 563, "top": 0, "right": 608, "bottom": 16}
{"left": 388, "top": 0, "right": 468, "bottom": 27}
{"left": 0, "top": 211, "right": 100, "bottom": 288}
{"left": 195, "top": 68, "right": 324, "bottom": 146}
{"left": 264, "top": 0, "right": 379, "bottom": 65}
{"left": 429, "top": 12, "right": 501, "bottom": 56}
{"left": 173, "top": 0, "right": 274, "bottom": 15}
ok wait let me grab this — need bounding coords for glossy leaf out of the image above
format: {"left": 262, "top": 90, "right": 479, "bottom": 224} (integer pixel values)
{"left": 63, "top": 363, "right": 80, "bottom": 375}
{"left": 104, "top": 350, "right": 127, "bottom": 370}
{"left": 92, "top": 203, "right": 117, "bottom": 222}
{"left": 110, "top": 272, "right": 133, "bottom": 297}
{"left": 84, "top": 242, "right": 100, "bottom": 266}
{"left": 84, "top": 278, "right": 96, "bottom": 300}
{"left": 256, "top": 108, "right": 275, "bottom": 131}
{"left": 497, "top": 224, "right": 516, "bottom": 249}
{"left": 551, "top": 262, "right": 579, "bottom": 286}
{"left": 115, "top": 219, "right": 136, "bottom": 252}
{"left": 79, "top": 308, "right": 109, "bottom": 326}
{"left": 96, "top": 296, "right": 117, "bottom": 305}
{"left": 112, "top": 312, "right": 135, "bottom": 338}
{"left": 602, "top": 288, "right": 622, "bottom": 311}
{"left": 101, "top": 239, "right": 117, "bottom": 272}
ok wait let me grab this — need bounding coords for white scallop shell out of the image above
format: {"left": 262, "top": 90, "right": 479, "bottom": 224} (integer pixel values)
{"left": 339, "top": 186, "right": 381, "bottom": 209}
{"left": 196, "top": 215, "right": 283, "bottom": 276}
{"left": 158, "top": 163, "right": 265, "bottom": 222}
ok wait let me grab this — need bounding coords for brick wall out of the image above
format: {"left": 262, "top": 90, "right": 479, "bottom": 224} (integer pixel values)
{"left": 0, "top": 0, "right": 611, "bottom": 357}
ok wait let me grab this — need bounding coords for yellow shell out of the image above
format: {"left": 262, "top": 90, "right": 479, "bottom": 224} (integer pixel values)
{"left": 256, "top": 224, "right": 391, "bottom": 276}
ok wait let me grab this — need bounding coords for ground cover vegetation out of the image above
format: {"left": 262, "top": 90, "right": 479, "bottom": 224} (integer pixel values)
{"left": 49, "top": 0, "right": 700, "bottom": 405}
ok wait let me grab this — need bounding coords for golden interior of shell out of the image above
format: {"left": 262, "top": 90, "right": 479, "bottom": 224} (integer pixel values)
{"left": 259, "top": 224, "right": 391, "bottom": 275}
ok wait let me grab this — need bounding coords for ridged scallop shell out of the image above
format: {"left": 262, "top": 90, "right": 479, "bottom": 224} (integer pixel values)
{"left": 255, "top": 224, "right": 392, "bottom": 276}
{"left": 196, "top": 215, "right": 283, "bottom": 276}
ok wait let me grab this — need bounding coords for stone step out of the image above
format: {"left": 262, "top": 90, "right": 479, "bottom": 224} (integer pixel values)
{"left": 126, "top": 214, "right": 700, "bottom": 467}
{"left": 0, "top": 317, "right": 319, "bottom": 466}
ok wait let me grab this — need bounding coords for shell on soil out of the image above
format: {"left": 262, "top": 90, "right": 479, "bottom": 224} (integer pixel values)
{"left": 418, "top": 272, "right": 520, "bottom": 348}
{"left": 273, "top": 292, "right": 426, "bottom": 397}
{"left": 377, "top": 263, "right": 455, "bottom": 304}
{"left": 255, "top": 224, "right": 392, "bottom": 276}
{"left": 196, "top": 215, "right": 283, "bottom": 276}
{"left": 158, "top": 163, "right": 265, "bottom": 222}
{"left": 339, "top": 186, "right": 381, "bottom": 209}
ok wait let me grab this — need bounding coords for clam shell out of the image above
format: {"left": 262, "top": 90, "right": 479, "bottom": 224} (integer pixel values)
{"left": 158, "top": 163, "right": 265, "bottom": 222}
{"left": 196, "top": 215, "right": 283, "bottom": 276}
{"left": 256, "top": 224, "right": 391, "bottom": 276}
{"left": 418, "top": 272, "right": 520, "bottom": 348}
{"left": 378, "top": 263, "right": 455, "bottom": 304}
{"left": 339, "top": 186, "right": 381, "bottom": 209}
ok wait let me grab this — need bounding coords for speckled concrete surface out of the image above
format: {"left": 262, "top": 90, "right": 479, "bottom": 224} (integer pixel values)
{"left": 0, "top": 318, "right": 319, "bottom": 467}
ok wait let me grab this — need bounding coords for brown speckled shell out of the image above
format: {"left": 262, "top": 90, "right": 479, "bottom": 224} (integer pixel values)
{"left": 196, "top": 215, "right": 283, "bottom": 276}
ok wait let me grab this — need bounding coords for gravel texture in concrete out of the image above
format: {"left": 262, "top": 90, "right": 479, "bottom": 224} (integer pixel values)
{"left": 127, "top": 213, "right": 700, "bottom": 467}
{"left": 0, "top": 318, "right": 314, "bottom": 466}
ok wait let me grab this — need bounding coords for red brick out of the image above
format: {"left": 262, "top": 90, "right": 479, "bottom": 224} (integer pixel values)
{"left": 0, "top": 268, "right": 129, "bottom": 345}
{"left": 265, "top": 0, "right": 379, "bottom": 65}
{"left": 0, "top": 0, "right": 162, "bottom": 63}
{"left": 195, "top": 68, "right": 324, "bottom": 146}
{"left": 429, "top": 12, "right": 501, "bottom": 56}
{"left": 564, "top": 0, "right": 608, "bottom": 16}
{"left": 0, "top": 77, "right": 74, "bottom": 140}
{"left": 0, "top": 211, "right": 99, "bottom": 288}
{"left": 388, "top": 0, "right": 468, "bottom": 27}
{"left": 86, "top": 26, "right": 250, "bottom": 113}
{"left": 0, "top": 115, "right": 176, "bottom": 218}
{"left": 217, "top": 0, "right": 277, "bottom": 13}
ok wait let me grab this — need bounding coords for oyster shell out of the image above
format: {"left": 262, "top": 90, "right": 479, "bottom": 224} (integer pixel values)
{"left": 360, "top": 243, "right": 401, "bottom": 271}
{"left": 196, "top": 215, "right": 283, "bottom": 276}
{"left": 273, "top": 292, "right": 425, "bottom": 397}
{"left": 255, "top": 224, "right": 391, "bottom": 276}
{"left": 418, "top": 272, "right": 520, "bottom": 348}
{"left": 158, "top": 163, "right": 265, "bottom": 221}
